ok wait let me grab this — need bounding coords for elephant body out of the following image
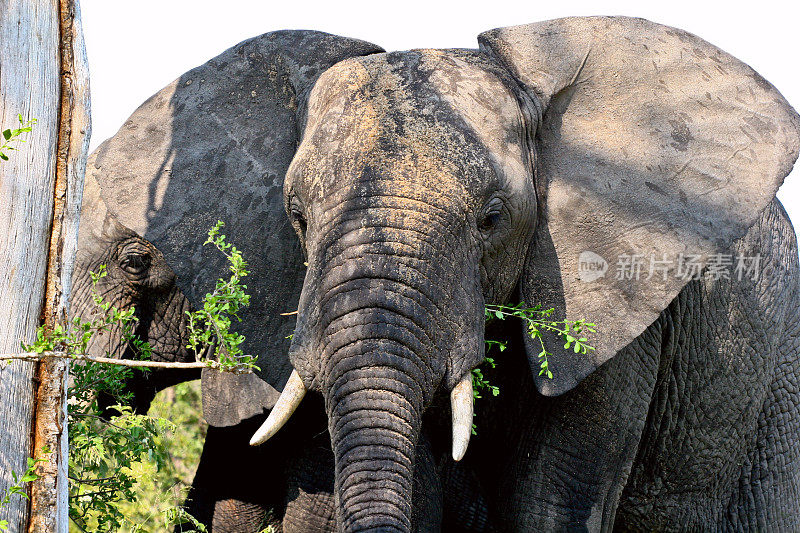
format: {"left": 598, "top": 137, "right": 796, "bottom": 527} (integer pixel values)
{"left": 71, "top": 17, "right": 800, "bottom": 532}
{"left": 180, "top": 202, "right": 800, "bottom": 532}
{"left": 484, "top": 200, "right": 800, "bottom": 531}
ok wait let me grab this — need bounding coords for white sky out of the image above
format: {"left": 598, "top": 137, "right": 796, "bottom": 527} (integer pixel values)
{"left": 81, "top": 0, "right": 798, "bottom": 225}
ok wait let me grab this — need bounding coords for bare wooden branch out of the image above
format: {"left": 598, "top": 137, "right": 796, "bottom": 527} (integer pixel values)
{"left": 0, "top": 352, "right": 254, "bottom": 373}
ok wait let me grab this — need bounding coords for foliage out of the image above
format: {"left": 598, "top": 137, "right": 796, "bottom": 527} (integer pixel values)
{"left": 471, "top": 356, "right": 500, "bottom": 400}
{"left": 470, "top": 355, "right": 500, "bottom": 436}
{"left": 186, "top": 221, "right": 258, "bottom": 373}
{"left": 471, "top": 303, "right": 596, "bottom": 433}
{"left": 115, "top": 381, "right": 207, "bottom": 533}
{"left": 68, "top": 406, "right": 171, "bottom": 532}
{"left": 0, "top": 114, "right": 36, "bottom": 161}
{"left": 17, "top": 222, "right": 251, "bottom": 532}
{"left": 485, "top": 303, "right": 595, "bottom": 379}
{"left": 0, "top": 452, "right": 47, "bottom": 531}
{"left": 162, "top": 506, "right": 208, "bottom": 532}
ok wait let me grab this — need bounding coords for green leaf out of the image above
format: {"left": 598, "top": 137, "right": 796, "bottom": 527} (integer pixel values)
{"left": 2, "top": 129, "right": 10, "bottom": 140}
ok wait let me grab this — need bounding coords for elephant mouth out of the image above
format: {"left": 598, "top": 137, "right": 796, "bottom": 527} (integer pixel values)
{"left": 249, "top": 368, "right": 475, "bottom": 462}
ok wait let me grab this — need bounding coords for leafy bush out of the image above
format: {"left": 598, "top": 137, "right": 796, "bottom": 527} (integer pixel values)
{"left": 19, "top": 223, "right": 249, "bottom": 532}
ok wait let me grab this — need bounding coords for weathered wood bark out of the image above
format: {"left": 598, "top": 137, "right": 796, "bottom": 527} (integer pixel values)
{"left": 27, "top": 2, "right": 90, "bottom": 529}
{"left": 0, "top": 1, "right": 61, "bottom": 530}
{"left": 0, "top": 0, "right": 90, "bottom": 531}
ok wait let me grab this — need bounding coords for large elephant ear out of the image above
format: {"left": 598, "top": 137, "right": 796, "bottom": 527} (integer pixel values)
{"left": 479, "top": 17, "right": 800, "bottom": 395}
{"left": 89, "top": 30, "right": 383, "bottom": 425}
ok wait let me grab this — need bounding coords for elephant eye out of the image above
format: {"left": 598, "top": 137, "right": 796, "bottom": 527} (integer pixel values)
{"left": 479, "top": 197, "right": 505, "bottom": 232}
{"left": 290, "top": 202, "right": 307, "bottom": 235}
{"left": 120, "top": 251, "right": 151, "bottom": 275}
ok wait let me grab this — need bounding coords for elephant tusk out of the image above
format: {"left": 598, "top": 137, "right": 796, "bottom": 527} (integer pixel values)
{"left": 450, "top": 374, "right": 473, "bottom": 462}
{"left": 249, "top": 369, "right": 307, "bottom": 446}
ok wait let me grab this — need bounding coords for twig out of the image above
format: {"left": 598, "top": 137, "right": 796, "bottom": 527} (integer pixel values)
{"left": 70, "top": 413, "right": 127, "bottom": 432}
{"left": 0, "top": 351, "right": 251, "bottom": 372}
{"left": 67, "top": 474, "right": 119, "bottom": 484}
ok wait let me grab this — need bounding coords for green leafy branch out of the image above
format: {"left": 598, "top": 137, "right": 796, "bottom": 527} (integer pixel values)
{"left": 470, "top": 355, "right": 500, "bottom": 436}
{"left": 472, "top": 354, "right": 500, "bottom": 401}
{"left": 186, "top": 220, "right": 258, "bottom": 373}
{"left": 0, "top": 451, "right": 48, "bottom": 532}
{"left": 485, "top": 303, "right": 595, "bottom": 379}
{"left": 0, "top": 115, "right": 37, "bottom": 161}
{"left": 471, "top": 304, "right": 596, "bottom": 434}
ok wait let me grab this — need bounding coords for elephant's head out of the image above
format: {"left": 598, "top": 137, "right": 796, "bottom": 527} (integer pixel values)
{"left": 70, "top": 175, "right": 197, "bottom": 413}
{"left": 85, "top": 18, "right": 799, "bottom": 532}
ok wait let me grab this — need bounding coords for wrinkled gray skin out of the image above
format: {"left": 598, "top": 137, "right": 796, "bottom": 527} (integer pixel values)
{"left": 79, "top": 18, "right": 800, "bottom": 532}
{"left": 70, "top": 180, "right": 198, "bottom": 413}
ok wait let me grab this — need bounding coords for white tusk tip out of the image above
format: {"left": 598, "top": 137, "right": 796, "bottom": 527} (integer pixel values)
{"left": 450, "top": 374, "right": 473, "bottom": 463}
{"left": 249, "top": 369, "right": 306, "bottom": 446}
{"left": 452, "top": 441, "right": 468, "bottom": 462}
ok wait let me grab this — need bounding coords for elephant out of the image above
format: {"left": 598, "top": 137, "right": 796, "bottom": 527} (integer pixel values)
{"left": 72, "top": 16, "right": 800, "bottom": 532}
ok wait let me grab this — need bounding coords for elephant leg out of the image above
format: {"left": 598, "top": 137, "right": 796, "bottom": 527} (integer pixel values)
{"left": 183, "top": 420, "right": 281, "bottom": 532}
{"left": 483, "top": 321, "right": 662, "bottom": 532}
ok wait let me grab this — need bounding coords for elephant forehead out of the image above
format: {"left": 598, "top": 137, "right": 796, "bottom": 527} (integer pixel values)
{"left": 416, "top": 49, "right": 528, "bottom": 168}
{"left": 294, "top": 49, "right": 529, "bottom": 201}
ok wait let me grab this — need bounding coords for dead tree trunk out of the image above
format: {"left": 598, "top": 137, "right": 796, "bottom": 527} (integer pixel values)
{"left": 0, "top": 1, "right": 90, "bottom": 531}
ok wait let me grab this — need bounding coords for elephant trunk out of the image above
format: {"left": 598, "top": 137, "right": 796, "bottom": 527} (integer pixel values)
{"left": 317, "top": 248, "right": 437, "bottom": 531}
{"left": 327, "top": 356, "right": 421, "bottom": 532}
{"left": 275, "top": 198, "right": 484, "bottom": 530}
